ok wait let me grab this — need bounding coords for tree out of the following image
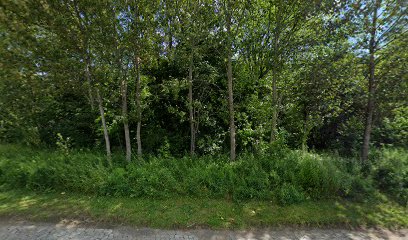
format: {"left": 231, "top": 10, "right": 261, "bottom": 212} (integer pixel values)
{"left": 126, "top": 0, "right": 158, "bottom": 158}
{"left": 243, "top": 0, "right": 313, "bottom": 143}
{"left": 172, "top": 0, "right": 213, "bottom": 156}
{"left": 110, "top": 1, "right": 132, "bottom": 162}
{"left": 351, "top": 0, "right": 407, "bottom": 162}
{"left": 218, "top": 0, "right": 247, "bottom": 161}
{"left": 1, "top": 0, "right": 407, "bottom": 161}
{"left": 71, "top": 0, "right": 112, "bottom": 163}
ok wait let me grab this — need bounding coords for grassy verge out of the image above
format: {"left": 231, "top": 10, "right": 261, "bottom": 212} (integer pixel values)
{"left": 0, "top": 190, "right": 407, "bottom": 229}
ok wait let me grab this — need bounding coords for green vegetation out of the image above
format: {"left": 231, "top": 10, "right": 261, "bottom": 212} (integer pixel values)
{"left": 0, "top": 0, "right": 407, "bottom": 229}
{"left": 1, "top": 145, "right": 407, "bottom": 219}
{"left": 1, "top": 190, "right": 407, "bottom": 229}
{"left": 1, "top": 0, "right": 407, "bottom": 161}
{"left": 0, "top": 144, "right": 370, "bottom": 202}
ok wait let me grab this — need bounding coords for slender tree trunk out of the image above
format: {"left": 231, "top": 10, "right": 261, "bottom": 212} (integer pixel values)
{"left": 135, "top": 56, "right": 142, "bottom": 157}
{"left": 85, "top": 55, "right": 95, "bottom": 110}
{"left": 112, "top": 5, "right": 131, "bottom": 162}
{"left": 131, "top": 5, "right": 142, "bottom": 158}
{"left": 87, "top": 88, "right": 95, "bottom": 110}
{"left": 188, "top": 54, "right": 195, "bottom": 156}
{"left": 270, "top": 2, "right": 281, "bottom": 143}
{"left": 362, "top": 0, "right": 380, "bottom": 162}
{"left": 121, "top": 79, "right": 131, "bottom": 162}
{"left": 270, "top": 67, "right": 278, "bottom": 142}
{"left": 301, "top": 111, "right": 309, "bottom": 152}
{"left": 96, "top": 89, "right": 112, "bottom": 164}
{"left": 227, "top": 52, "right": 236, "bottom": 161}
{"left": 73, "top": 1, "right": 94, "bottom": 110}
{"left": 168, "top": 10, "right": 173, "bottom": 53}
{"left": 226, "top": 12, "right": 236, "bottom": 161}
{"left": 84, "top": 51, "right": 111, "bottom": 164}
{"left": 168, "top": 23, "right": 173, "bottom": 52}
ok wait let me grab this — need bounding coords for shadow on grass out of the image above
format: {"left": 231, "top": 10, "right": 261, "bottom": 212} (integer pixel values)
{"left": 0, "top": 190, "right": 407, "bottom": 229}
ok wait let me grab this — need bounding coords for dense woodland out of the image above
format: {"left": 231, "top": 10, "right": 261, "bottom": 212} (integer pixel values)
{"left": 0, "top": 1, "right": 407, "bottom": 205}
{"left": 1, "top": 0, "right": 407, "bottom": 159}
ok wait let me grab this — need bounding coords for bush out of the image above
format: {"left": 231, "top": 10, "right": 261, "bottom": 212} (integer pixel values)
{"left": 2, "top": 144, "right": 405, "bottom": 205}
{"left": 371, "top": 148, "right": 408, "bottom": 206}
{"left": 127, "top": 160, "right": 179, "bottom": 198}
{"left": 0, "top": 161, "right": 29, "bottom": 188}
{"left": 28, "top": 166, "right": 58, "bottom": 191}
{"left": 380, "top": 106, "right": 408, "bottom": 147}
{"left": 101, "top": 167, "right": 130, "bottom": 196}
{"left": 277, "top": 183, "right": 305, "bottom": 205}
{"left": 297, "top": 153, "right": 342, "bottom": 199}
{"left": 231, "top": 161, "right": 271, "bottom": 200}
{"left": 335, "top": 160, "right": 375, "bottom": 201}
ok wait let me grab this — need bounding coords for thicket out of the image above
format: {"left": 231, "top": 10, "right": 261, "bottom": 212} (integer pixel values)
{"left": 1, "top": 1, "right": 407, "bottom": 163}
{"left": 1, "top": 144, "right": 406, "bottom": 206}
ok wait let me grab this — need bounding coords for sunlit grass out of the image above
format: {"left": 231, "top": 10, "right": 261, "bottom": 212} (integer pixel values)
{"left": 1, "top": 145, "right": 407, "bottom": 229}
{"left": 0, "top": 190, "right": 406, "bottom": 229}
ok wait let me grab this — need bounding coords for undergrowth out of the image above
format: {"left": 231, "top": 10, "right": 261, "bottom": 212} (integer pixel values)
{"left": 0, "top": 144, "right": 406, "bottom": 206}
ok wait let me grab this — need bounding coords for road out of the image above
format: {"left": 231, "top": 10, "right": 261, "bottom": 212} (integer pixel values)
{"left": 0, "top": 220, "right": 407, "bottom": 239}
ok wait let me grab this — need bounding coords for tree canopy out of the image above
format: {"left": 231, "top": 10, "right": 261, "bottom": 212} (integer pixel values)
{"left": 1, "top": 0, "right": 407, "bottom": 161}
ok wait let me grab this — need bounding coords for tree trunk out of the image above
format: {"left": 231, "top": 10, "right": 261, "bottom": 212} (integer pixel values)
{"left": 73, "top": 1, "right": 94, "bottom": 111}
{"left": 226, "top": 12, "right": 236, "bottom": 161}
{"left": 87, "top": 88, "right": 95, "bottom": 111}
{"left": 270, "top": 2, "right": 281, "bottom": 143}
{"left": 121, "top": 79, "right": 131, "bottom": 162}
{"left": 301, "top": 111, "right": 309, "bottom": 152}
{"left": 135, "top": 56, "right": 142, "bottom": 157}
{"left": 112, "top": 5, "right": 131, "bottom": 162}
{"left": 188, "top": 54, "right": 195, "bottom": 156}
{"left": 84, "top": 51, "right": 111, "bottom": 165}
{"left": 227, "top": 51, "right": 236, "bottom": 161}
{"left": 85, "top": 54, "right": 95, "bottom": 110}
{"left": 362, "top": 0, "right": 380, "bottom": 162}
{"left": 270, "top": 67, "right": 278, "bottom": 142}
{"left": 96, "top": 89, "right": 112, "bottom": 164}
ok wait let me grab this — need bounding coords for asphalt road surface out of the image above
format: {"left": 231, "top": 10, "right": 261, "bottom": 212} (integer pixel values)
{"left": 0, "top": 220, "right": 407, "bottom": 240}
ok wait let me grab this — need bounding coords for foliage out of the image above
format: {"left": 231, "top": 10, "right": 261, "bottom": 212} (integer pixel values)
{"left": 0, "top": 0, "right": 406, "bottom": 157}
{"left": 277, "top": 183, "right": 305, "bottom": 205}
{"left": 380, "top": 107, "right": 408, "bottom": 148}
{"left": 3, "top": 144, "right": 406, "bottom": 205}
{"left": 0, "top": 1, "right": 407, "bottom": 231}
{"left": 371, "top": 148, "right": 408, "bottom": 206}
{"left": 1, "top": 189, "right": 408, "bottom": 229}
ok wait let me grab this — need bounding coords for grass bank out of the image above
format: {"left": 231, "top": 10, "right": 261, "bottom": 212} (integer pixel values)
{"left": 0, "top": 144, "right": 382, "bottom": 203}
{"left": 0, "top": 190, "right": 407, "bottom": 229}
{"left": 1, "top": 144, "right": 407, "bottom": 228}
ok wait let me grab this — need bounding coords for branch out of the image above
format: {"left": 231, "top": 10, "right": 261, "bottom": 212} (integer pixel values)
{"left": 376, "top": 28, "right": 408, "bottom": 52}
{"left": 376, "top": 11, "right": 405, "bottom": 45}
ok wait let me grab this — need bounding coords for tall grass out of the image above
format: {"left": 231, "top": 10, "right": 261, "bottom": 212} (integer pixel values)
{"left": 0, "top": 144, "right": 406, "bottom": 205}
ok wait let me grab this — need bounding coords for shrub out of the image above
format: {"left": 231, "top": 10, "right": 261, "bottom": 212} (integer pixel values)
{"left": 277, "top": 183, "right": 305, "bottom": 205}
{"left": 101, "top": 167, "right": 130, "bottom": 196}
{"left": 371, "top": 148, "right": 408, "bottom": 205}
{"left": 2, "top": 144, "right": 405, "bottom": 206}
{"left": 297, "top": 153, "right": 342, "bottom": 199}
{"left": 0, "top": 161, "right": 29, "bottom": 188}
{"left": 127, "top": 161, "right": 179, "bottom": 198}
{"left": 28, "top": 166, "right": 58, "bottom": 191}
{"left": 231, "top": 161, "right": 271, "bottom": 200}
{"left": 381, "top": 106, "right": 408, "bottom": 147}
